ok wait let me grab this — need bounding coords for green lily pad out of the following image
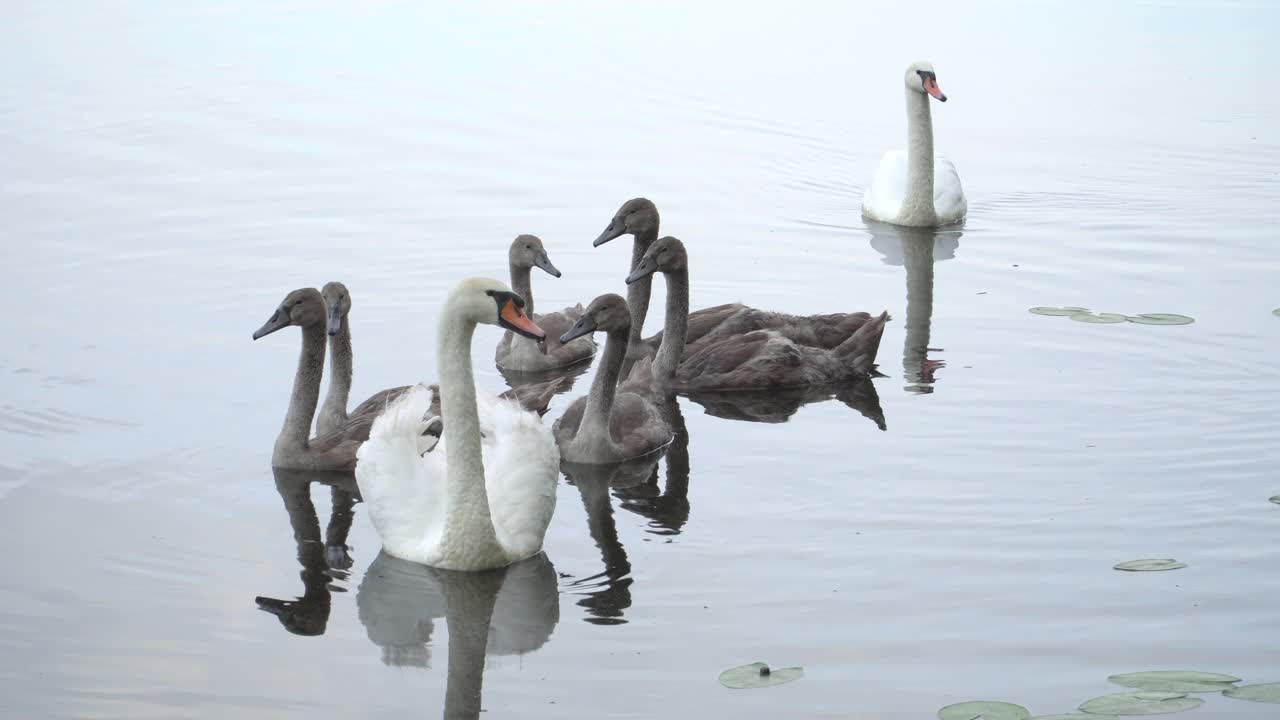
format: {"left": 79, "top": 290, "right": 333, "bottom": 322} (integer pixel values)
{"left": 1030, "top": 306, "right": 1090, "bottom": 316}
{"left": 1108, "top": 670, "right": 1240, "bottom": 693}
{"left": 1113, "top": 559, "right": 1186, "bottom": 572}
{"left": 1126, "top": 314, "right": 1194, "bottom": 326}
{"left": 1033, "top": 715, "right": 1117, "bottom": 720}
{"left": 938, "top": 700, "right": 1031, "bottom": 720}
{"left": 1223, "top": 682, "right": 1280, "bottom": 703}
{"left": 1269, "top": 495, "right": 1280, "bottom": 505}
{"left": 1071, "top": 312, "right": 1128, "bottom": 324}
{"left": 1078, "top": 691, "right": 1202, "bottom": 715}
{"left": 1272, "top": 309, "right": 1280, "bottom": 317}
{"left": 718, "top": 661, "right": 803, "bottom": 689}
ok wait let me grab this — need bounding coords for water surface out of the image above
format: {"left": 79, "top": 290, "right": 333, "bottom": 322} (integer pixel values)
{"left": 3, "top": 1, "right": 1279, "bottom": 718}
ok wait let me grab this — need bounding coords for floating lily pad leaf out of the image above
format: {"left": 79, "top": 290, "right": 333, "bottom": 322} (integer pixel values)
{"left": 1079, "top": 691, "right": 1202, "bottom": 715}
{"left": 1032, "top": 715, "right": 1117, "bottom": 720}
{"left": 1273, "top": 309, "right": 1280, "bottom": 317}
{"left": 1269, "top": 495, "right": 1280, "bottom": 505}
{"left": 1071, "top": 312, "right": 1128, "bottom": 324}
{"left": 938, "top": 700, "right": 1031, "bottom": 720}
{"left": 1223, "top": 682, "right": 1280, "bottom": 703}
{"left": 1126, "top": 314, "right": 1194, "bottom": 326}
{"left": 1030, "top": 306, "right": 1090, "bottom": 316}
{"left": 1113, "top": 559, "right": 1186, "bottom": 572}
{"left": 718, "top": 661, "right": 803, "bottom": 689}
{"left": 1108, "top": 670, "right": 1240, "bottom": 693}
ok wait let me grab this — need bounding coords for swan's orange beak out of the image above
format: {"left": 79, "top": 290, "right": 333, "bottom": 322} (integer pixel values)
{"left": 924, "top": 76, "right": 947, "bottom": 102}
{"left": 500, "top": 299, "right": 546, "bottom": 341}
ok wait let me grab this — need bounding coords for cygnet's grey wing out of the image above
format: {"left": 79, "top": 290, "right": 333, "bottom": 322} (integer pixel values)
{"left": 350, "top": 385, "right": 414, "bottom": 422}
{"left": 676, "top": 331, "right": 805, "bottom": 391}
{"left": 608, "top": 392, "right": 672, "bottom": 459}
{"left": 552, "top": 393, "right": 587, "bottom": 447}
{"left": 648, "top": 303, "right": 745, "bottom": 352}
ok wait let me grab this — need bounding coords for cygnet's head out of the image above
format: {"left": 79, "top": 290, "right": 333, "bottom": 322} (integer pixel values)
{"left": 625, "top": 236, "right": 688, "bottom": 284}
{"left": 448, "top": 277, "right": 545, "bottom": 341}
{"left": 320, "top": 281, "right": 350, "bottom": 337}
{"left": 508, "top": 234, "right": 561, "bottom": 277}
{"left": 593, "top": 198, "right": 661, "bottom": 246}
{"left": 253, "top": 288, "right": 326, "bottom": 340}
{"left": 559, "top": 293, "right": 631, "bottom": 344}
{"left": 905, "top": 61, "right": 947, "bottom": 102}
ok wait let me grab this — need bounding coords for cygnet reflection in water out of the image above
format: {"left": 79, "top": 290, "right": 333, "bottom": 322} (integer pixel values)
{"left": 254, "top": 468, "right": 359, "bottom": 637}
{"left": 496, "top": 355, "right": 591, "bottom": 400}
{"left": 866, "top": 220, "right": 964, "bottom": 394}
{"left": 559, "top": 400, "right": 691, "bottom": 624}
{"left": 683, "top": 378, "right": 886, "bottom": 430}
{"left": 356, "top": 551, "right": 559, "bottom": 718}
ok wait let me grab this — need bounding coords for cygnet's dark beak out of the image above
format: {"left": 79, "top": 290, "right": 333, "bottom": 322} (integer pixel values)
{"left": 559, "top": 313, "right": 598, "bottom": 344}
{"left": 253, "top": 308, "right": 290, "bottom": 340}
{"left": 593, "top": 217, "right": 627, "bottom": 247}
{"left": 533, "top": 251, "right": 561, "bottom": 278}
{"left": 625, "top": 255, "right": 659, "bottom": 284}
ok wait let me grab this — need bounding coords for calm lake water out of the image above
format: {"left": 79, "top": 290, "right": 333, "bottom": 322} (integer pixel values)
{"left": 3, "top": 1, "right": 1279, "bottom": 718}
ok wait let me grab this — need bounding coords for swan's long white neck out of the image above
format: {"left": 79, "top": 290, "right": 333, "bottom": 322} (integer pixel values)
{"left": 903, "top": 89, "right": 937, "bottom": 225}
{"left": 319, "top": 316, "right": 353, "bottom": 428}
{"left": 436, "top": 303, "right": 502, "bottom": 555}
{"left": 278, "top": 323, "right": 325, "bottom": 451}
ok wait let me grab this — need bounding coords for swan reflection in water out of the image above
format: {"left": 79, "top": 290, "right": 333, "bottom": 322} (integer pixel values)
{"left": 866, "top": 220, "right": 964, "bottom": 394}
{"left": 254, "top": 468, "right": 359, "bottom": 636}
{"left": 356, "top": 551, "right": 559, "bottom": 718}
{"left": 496, "top": 355, "right": 592, "bottom": 399}
{"left": 560, "top": 399, "right": 691, "bottom": 624}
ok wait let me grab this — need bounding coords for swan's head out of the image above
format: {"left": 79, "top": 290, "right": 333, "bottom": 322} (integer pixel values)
{"left": 593, "top": 198, "right": 660, "bottom": 246}
{"left": 449, "top": 277, "right": 546, "bottom": 341}
{"left": 625, "top": 236, "right": 687, "bottom": 284}
{"left": 508, "top": 234, "right": 561, "bottom": 278}
{"left": 320, "top": 281, "right": 350, "bottom": 337}
{"left": 559, "top": 293, "right": 630, "bottom": 344}
{"left": 253, "top": 287, "right": 325, "bottom": 340}
{"left": 905, "top": 61, "right": 946, "bottom": 102}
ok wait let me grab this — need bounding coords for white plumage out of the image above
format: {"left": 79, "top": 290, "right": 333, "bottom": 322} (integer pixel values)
{"left": 862, "top": 150, "right": 967, "bottom": 226}
{"left": 355, "top": 278, "right": 560, "bottom": 571}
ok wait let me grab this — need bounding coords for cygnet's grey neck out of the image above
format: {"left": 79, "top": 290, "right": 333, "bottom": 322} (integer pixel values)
{"left": 626, "top": 227, "right": 659, "bottom": 348}
{"left": 277, "top": 323, "right": 326, "bottom": 454}
{"left": 652, "top": 266, "right": 689, "bottom": 385}
{"left": 509, "top": 262, "right": 534, "bottom": 318}
{"left": 318, "top": 316, "right": 353, "bottom": 432}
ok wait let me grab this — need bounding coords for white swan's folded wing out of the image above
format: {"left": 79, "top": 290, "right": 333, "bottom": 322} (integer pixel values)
{"left": 356, "top": 385, "right": 449, "bottom": 562}
{"left": 862, "top": 150, "right": 907, "bottom": 223}
{"left": 478, "top": 394, "right": 559, "bottom": 563}
{"left": 933, "top": 156, "right": 967, "bottom": 224}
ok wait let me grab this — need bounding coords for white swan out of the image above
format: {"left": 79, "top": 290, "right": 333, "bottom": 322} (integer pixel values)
{"left": 355, "top": 278, "right": 560, "bottom": 571}
{"left": 862, "top": 61, "right": 967, "bottom": 227}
